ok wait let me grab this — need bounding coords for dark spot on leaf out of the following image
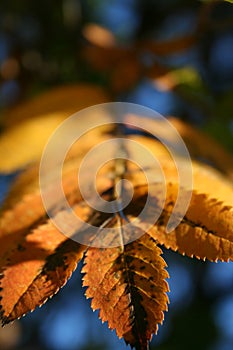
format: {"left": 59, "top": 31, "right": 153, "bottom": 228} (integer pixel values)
{"left": 158, "top": 218, "right": 164, "bottom": 226}
{"left": 126, "top": 255, "right": 134, "bottom": 264}
{"left": 114, "top": 272, "right": 120, "bottom": 279}
{"left": 17, "top": 244, "right": 26, "bottom": 252}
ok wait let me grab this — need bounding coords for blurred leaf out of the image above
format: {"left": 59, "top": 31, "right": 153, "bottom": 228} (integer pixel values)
{"left": 82, "top": 24, "right": 199, "bottom": 94}
{"left": 1, "top": 126, "right": 112, "bottom": 210}
{"left": 1, "top": 84, "right": 109, "bottom": 128}
{"left": 0, "top": 84, "right": 109, "bottom": 172}
{"left": 169, "top": 117, "right": 233, "bottom": 180}
{"left": 0, "top": 113, "right": 66, "bottom": 172}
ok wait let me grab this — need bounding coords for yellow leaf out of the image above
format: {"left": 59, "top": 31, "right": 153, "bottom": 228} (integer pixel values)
{"left": 1, "top": 126, "right": 112, "bottom": 210}
{"left": 169, "top": 117, "right": 233, "bottom": 180}
{"left": 1, "top": 84, "right": 109, "bottom": 128}
{"left": 0, "top": 113, "right": 66, "bottom": 172}
{"left": 133, "top": 183, "right": 233, "bottom": 262}
{"left": 0, "top": 84, "right": 109, "bottom": 172}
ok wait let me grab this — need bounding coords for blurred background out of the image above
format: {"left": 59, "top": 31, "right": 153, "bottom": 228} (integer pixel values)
{"left": 0, "top": 0, "right": 233, "bottom": 349}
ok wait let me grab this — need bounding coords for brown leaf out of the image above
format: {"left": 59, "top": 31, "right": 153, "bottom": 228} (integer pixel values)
{"left": 82, "top": 219, "right": 169, "bottom": 350}
{"left": 82, "top": 25, "right": 198, "bottom": 95}
{"left": 139, "top": 34, "right": 197, "bottom": 56}
{"left": 110, "top": 58, "right": 141, "bottom": 93}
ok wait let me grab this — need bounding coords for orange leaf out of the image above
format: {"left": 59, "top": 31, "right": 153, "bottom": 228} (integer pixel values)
{"left": 0, "top": 220, "right": 86, "bottom": 324}
{"left": 142, "top": 186, "right": 233, "bottom": 262}
{"left": 0, "top": 198, "right": 109, "bottom": 325}
{"left": 83, "top": 220, "right": 169, "bottom": 349}
{"left": 0, "top": 111, "right": 232, "bottom": 350}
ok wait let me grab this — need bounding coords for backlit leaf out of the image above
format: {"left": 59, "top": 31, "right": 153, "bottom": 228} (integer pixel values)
{"left": 136, "top": 185, "right": 233, "bottom": 262}
{"left": 1, "top": 84, "right": 109, "bottom": 128}
{"left": 0, "top": 110, "right": 233, "bottom": 349}
{"left": 0, "top": 217, "right": 86, "bottom": 324}
{"left": 169, "top": 117, "right": 233, "bottom": 180}
{"left": 0, "top": 84, "right": 109, "bottom": 172}
{"left": 83, "top": 224, "right": 169, "bottom": 350}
